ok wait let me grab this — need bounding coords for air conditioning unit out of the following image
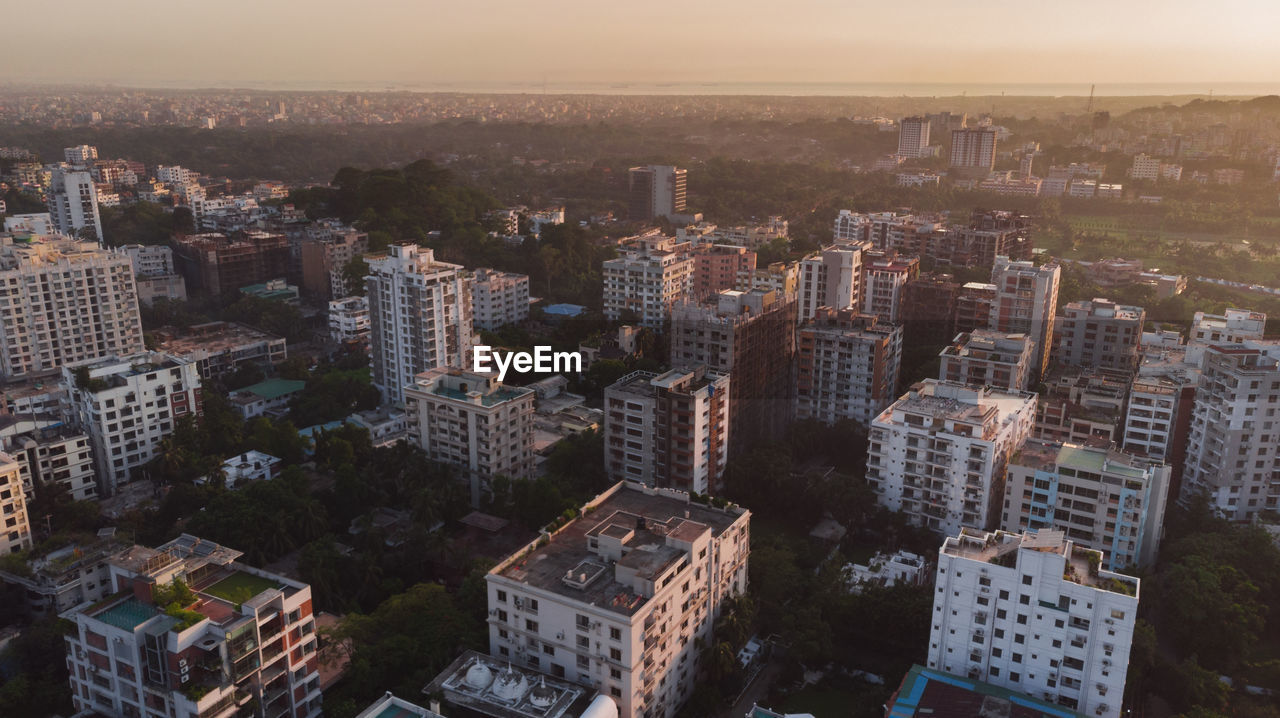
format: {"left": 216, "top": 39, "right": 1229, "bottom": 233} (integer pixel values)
{"left": 180, "top": 674, "right": 190, "bottom": 684}
{"left": 489, "top": 609, "right": 498, "bottom": 617}
{"left": 556, "top": 631, "right": 565, "bottom": 640}
{"left": 178, "top": 658, "right": 188, "bottom": 668}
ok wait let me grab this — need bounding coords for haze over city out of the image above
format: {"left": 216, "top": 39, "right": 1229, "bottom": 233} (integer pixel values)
{"left": 6, "top": 0, "right": 1280, "bottom": 91}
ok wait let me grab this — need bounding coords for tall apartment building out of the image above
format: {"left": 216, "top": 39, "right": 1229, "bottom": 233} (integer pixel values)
{"left": 990, "top": 256, "right": 1061, "bottom": 381}
{"left": 64, "top": 534, "right": 322, "bottom": 718}
{"left": 603, "top": 367, "right": 730, "bottom": 494}
{"left": 861, "top": 251, "right": 920, "bottom": 323}
{"left": 64, "top": 145, "right": 99, "bottom": 166}
{"left": 470, "top": 268, "right": 531, "bottom": 330}
{"left": 628, "top": 166, "right": 687, "bottom": 221}
{"left": 1181, "top": 343, "right": 1280, "bottom": 519}
{"left": 949, "top": 128, "right": 998, "bottom": 175}
{"left": 404, "top": 368, "right": 535, "bottom": 505}
{"left": 366, "top": 244, "right": 475, "bottom": 405}
{"left": 48, "top": 169, "right": 103, "bottom": 243}
{"left": 945, "top": 210, "right": 1034, "bottom": 268}
{"left": 602, "top": 239, "right": 694, "bottom": 328}
{"left": 898, "top": 116, "right": 932, "bottom": 158}
{"left": 64, "top": 352, "right": 202, "bottom": 497}
{"left": 901, "top": 273, "right": 960, "bottom": 344}
{"left": 955, "top": 282, "right": 997, "bottom": 334}
{"left": 1005, "top": 440, "right": 1171, "bottom": 570}
{"left": 328, "top": 296, "right": 371, "bottom": 344}
{"left": 795, "top": 309, "right": 902, "bottom": 426}
{"left": 120, "top": 244, "right": 177, "bottom": 276}
{"left": 1123, "top": 375, "right": 1193, "bottom": 496}
{"left": 1190, "top": 308, "right": 1265, "bottom": 345}
{"left": 1130, "top": 153, "right": 1161, "bottom": 181}
{"left": 798, "top": 246, "right": 863, "bottom": 322}
{"left": 735, "top": 260, "right": 799, "bottom": 300}
{"left": 485, "top": 482, "right": 750, "bottom": 718}
{"left": 1055, "top": 299, "right": 1146, "bottom": 371}
{"left": 939, "top": 331, "right": 1035, "bottom": 391}
{"left": 0, "top": 453, "right": 32, "bottom": 556}
{"left": 866, "top": 380, "right": 1037, "bottom": 535}
{"left": 0, "top": 418, "right": 97, "bottom": 501}
{"left": 0, "top": 533, "right": 124, "bottom": 616}
{"left": 299, "top": 229, "right": 368, "bottom": 300}
{"left": 928, "top": 529, "right": 1138, "bottom": 718}
{"left": 833, "top": 209, "right": 869, "bottom": 244}
{"left": 120, "top": 244, "right": 188, "bottom": 306}
{"left": 0, "top": 235, "right": 144, "bottom": 379}
{"left": 670, "top": 289, "right": 796, "bottom": 455}
{"left": 171, "top": 231, "right": 291, "bottom": 296}
{"left": 691, "top": 245, "right": 755, "bottom": 301}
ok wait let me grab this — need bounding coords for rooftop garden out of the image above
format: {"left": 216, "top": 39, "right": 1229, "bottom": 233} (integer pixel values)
{"left": 203, "top": 571, "right": 282, "bottom": 605}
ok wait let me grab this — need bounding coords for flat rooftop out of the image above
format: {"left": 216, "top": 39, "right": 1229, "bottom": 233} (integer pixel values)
{"left": 494, "top": 484, "right": 745, "bottom": 617}
{"left": 943, "top": 529, "right": 1138, "bottom": 597}
{"left": 155, "top": 322, "right": 283, "bottom": 356}
{"left": 887, "top": 664, "right": 1084, "bottom": 718}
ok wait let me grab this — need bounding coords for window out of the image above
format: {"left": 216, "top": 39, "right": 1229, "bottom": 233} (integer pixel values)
{"left": 1022, "top": 575, "right": 1032, "bottom": 585}
{"left": 610, "top": 627, "right": 622, "bottom": 641}
{"left": 577, "top": 655, "right": 589, "bottom": 669}
{"left": 610, "top": 668, "right": 621, "bottom": 680}
{"left": 999, "top": 590, "right": 1009, "bottom": 600}
{"left": 1009, "top": 672, "right": 1020, "bottom": 682}
{"left": 526, "top": 619, "right": 539, "bottom": 632}
{"left": 497, "top": 590, "right": 507, "bottom": 603}
{"left": 1016, "top": 614, "right": 1028, "bottom": 625}
{"left": 610, "top": 648, "right": 622, "bottom": 661}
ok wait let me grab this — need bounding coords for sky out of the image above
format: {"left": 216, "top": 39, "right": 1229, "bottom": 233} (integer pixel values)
{"left": 5, "top": 0, "right": 1280, "bottom": 91}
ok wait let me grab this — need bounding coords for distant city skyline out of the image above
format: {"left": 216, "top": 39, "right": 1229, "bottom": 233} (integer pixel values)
{"left": 5, "top": 0, "right": 1279, "bottom": 91}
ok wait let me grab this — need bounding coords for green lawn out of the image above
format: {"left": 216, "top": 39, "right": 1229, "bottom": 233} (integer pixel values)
{"left": 204, "top": 572, "right": 283, "bottom": 604}
{"left": 781, "top": 679, "right": 890, "bottom": 718}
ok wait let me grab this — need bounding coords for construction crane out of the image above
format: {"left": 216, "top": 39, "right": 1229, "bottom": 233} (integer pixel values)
{"left": 1086, "top": 84, "right": 1095, "bottom": 113}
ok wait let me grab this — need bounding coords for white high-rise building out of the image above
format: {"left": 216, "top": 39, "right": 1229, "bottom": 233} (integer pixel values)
{"left": 1181, "top": 343, "right": 1280, "bottom": 519}
{"left": 833, "top": 209, "right": 869, "bottom": 244}
{"left": 1005, "top": 440, "right": 1171, "bottom": 569}
{"left": 1122, "top": 376, "right": 1183, "bottom": 467}
{"left": 898, "top": 116, "right": 931, "bottom": 158}
{"left": 118, "top": 244, "right": 176, "bottom": 276}
{"left": 470, "top": 268, "right": 530, "bottom": 330}
{"left": 602, "top": 237, "right": 694, "bottom": 327}
{"left": 798, "top": 246, "right": 863, "bottom": 322}
{"left": 928, "top": 528, "right": 1139, "bottom": 718}
{"left": 0, "top": 420, "right": 98, "bottom": 502}
{"left": 628, "top": 165, "right": 687, "bottom": 221}
{"left": 1190, "top": 308, "right": 1265, "bottom": 345}
{"left": 603, "top": 367, "right": 730, "bottom": 494}
{"left": 328, "top": 295, "right": 371, "bottom": 344}
{"left": 404, "top": 368, "right": 535, "bottom": 505}
{"left": 1130, "top": 153, "right": 1161, "bottom": 181}
{"left": 366, "top": 244, "right": 475, "bottom": 405}
{"left": 48, "top": 169, "right": 103, "bottom": 243}
{"left": 63, "top": 145, "right": 98, "bottom": 166}
{"left": 485, "top": 482, "right": 750, "bottom": 718}
{"left": 0, "top": 453, "right": 32, "bottom": 556}
{"left": 990, "top": 256, "right": 1061, "bottom": 381}
{"left": 866, "top": 380, "right": 1037, "bottom": 535}
{"left": 861, "top": 252, "right": 919, "bottom": 323}
{"left": 0, "top": 235, "right": 144, "bottom": 379}
{"left": 949, "top": 128, "right": 998, "bottom": 174}
{"left": 64, "top": 352, "right": 202, "bottom": 497}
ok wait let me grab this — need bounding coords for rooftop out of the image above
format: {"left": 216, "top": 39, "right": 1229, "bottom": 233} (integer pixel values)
{"left": 233, "top": 378, "right": 306, "bottom": 401}
{"left": 1011, "top": 439, "right": 1154, "bottom": 481}
{"left": 493, "top": 483, "right": 746, "bottom": 617}
{"left": 154, "top": 321, "right": 283, "bottom": 356}
{"left": 424, "top": 649, "right": 605, "bottom": 718}
{"left": 887, "top": 664, "right": 1084, "bottom": 718}
{"left": 942, "top": 529, "right": 1139, "bottom": 597}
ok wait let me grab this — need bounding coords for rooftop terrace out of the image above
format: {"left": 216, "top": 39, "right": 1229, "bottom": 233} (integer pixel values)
{"left": 493, "top": 484, "right": 745, "bottom": 617}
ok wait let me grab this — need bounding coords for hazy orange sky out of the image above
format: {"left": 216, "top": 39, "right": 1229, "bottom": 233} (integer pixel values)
{"left": 6, "top": 0, "right": 1279, "bottom": 89}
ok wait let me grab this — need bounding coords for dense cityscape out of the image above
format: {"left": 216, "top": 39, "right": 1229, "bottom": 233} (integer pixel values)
{"left": 1, "top": 78, "right": 1280, "bottom": 718}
